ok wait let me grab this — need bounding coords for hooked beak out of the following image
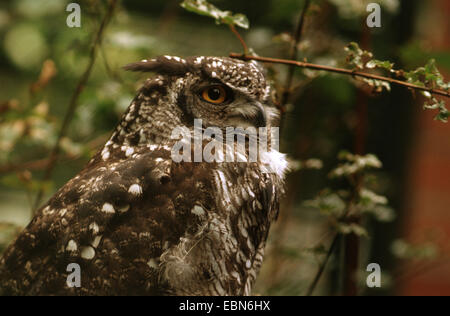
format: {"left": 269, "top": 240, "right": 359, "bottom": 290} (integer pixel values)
{"left": 252, "top": 102, "right": 267, "bottom": 128}
{"left": 228, "top": 102, "right": 267, "bottom": 128}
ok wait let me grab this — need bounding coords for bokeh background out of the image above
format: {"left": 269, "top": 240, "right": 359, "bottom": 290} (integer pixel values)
{"left": 0, "top": 0, "right": 449, "bottom": 295}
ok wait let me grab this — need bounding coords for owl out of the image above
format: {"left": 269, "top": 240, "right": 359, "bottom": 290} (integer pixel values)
{"left": 0, "top": 56, "right": 288, "bottom": 295}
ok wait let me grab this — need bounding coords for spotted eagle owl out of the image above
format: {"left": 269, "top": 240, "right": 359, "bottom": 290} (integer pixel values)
{"left": 0, "top": 56, "right": 287, "bottom": 295}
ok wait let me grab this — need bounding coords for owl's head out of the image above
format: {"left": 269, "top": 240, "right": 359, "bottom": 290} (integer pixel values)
{"left": 122, "top": 56, "right": 278, "bottom": 139}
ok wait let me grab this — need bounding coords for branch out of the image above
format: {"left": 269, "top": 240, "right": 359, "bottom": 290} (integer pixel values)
{"left": 0, "top": 134, "right": 108, "bottom": 175}
{"left": 229, "top": 53, "right": 450, "bottom": 99}
{"left": 305, "top": 234, "right": 339, "bottom": 296}
{"left": 280, "top": 0, "right": 311, "bottom": 111}
{"left": 32, "top": 0, "right": 117, "bottom": 211}
{"left": 265, "top": 0, "right": 312, "bottom": 288}
{"left": 305, "top": 167, "right": 366, "bottom": 296}
{"left": 228, "top": 24, "right": 248, "bottom": 54}
{"left": 0, "top": 158, "right": 60, "bottom": 175}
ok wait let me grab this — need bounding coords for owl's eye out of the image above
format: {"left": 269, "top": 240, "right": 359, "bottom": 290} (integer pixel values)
{"left": 200, "top": 85, "right": 228, "bottom": 104}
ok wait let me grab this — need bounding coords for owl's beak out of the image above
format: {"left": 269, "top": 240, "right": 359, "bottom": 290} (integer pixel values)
{"left": 252, "top": 102, "right": 267, "bottom": 128}
{"left": 228, "top": 102, "right": 267, "bottom": 128}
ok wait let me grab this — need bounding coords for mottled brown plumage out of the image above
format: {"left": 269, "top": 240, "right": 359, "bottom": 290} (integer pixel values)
{"left": 0, "top": 56, "right": 287, "bottom": 295}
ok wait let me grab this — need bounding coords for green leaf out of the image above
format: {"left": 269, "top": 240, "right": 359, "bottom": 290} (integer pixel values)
{"left": 435, "top": 106, "right": 449, "bottom": 123}
{"left": 331, "top": 152, "right": 382, "bottom": 178}
{"left": 360, "top": 188, "right": 388, "bottom": 205}
{"left": 222, "top": 13, "right": 249, "bottom": 29}
{"left": 304, "top": 192, "right": 346, "bottom": 217}
{"left": 361, "top": 78, "right": 391, "bottom": 92}
{"left": 422, "top": 98, "right": 449, "bottom": 123}
{"left": 180, "top": 0, "right": 249, "bottom": 29}
{"left": 405, "top": 59, "right": 450, "bottom": 91}
{"left": 365, "top": 59, "right": 394, "bottom": 71}
{"left": 345, "top": 42, "right": 393, "bottom": 72}
{"left": 345, "top": 42, "right": 373, "bottom": 70}
{"left": 421, "top": 91, "right": 432, "bottom": 99}
{"left": 391, "top": 239, "right": 438, "bottom": 260}
{"left": 367, "top": 205, "right": 396, "bottom": 222}
{"left": 336, "top": 222, "right": 368, "bottom": 237}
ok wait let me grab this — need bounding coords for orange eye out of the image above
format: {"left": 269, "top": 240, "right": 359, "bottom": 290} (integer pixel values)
{"left": 201, "top": 85, "right": 227, "bottom": 104}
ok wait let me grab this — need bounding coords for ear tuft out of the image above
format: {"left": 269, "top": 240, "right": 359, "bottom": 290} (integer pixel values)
{"left": 123, "top": 56, "right": 190, "bottom": 75}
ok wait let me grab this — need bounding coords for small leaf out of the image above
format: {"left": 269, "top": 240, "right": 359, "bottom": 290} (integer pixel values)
{"left": 422, "top": 98, "right": 449, "bottom": 123}
{"left": 345, "top": 42, "right": 373, "bottom": 70}
{"left": 304, "top": 192, "right": 346, "bottom": 217}
{"left": 369, "top": 205, "right": 396, "bottom": 222}
{"left": 391, "top": 239, "right": 438, "bottom": 260}
{"left": 180, "top": 0, "right": 249, "bottom": 29}
{"left": 361, "top": 78, "right": 391, "bottom": 93}
{"left": 404, "top": 59, "right": 449, "bottom": 91}
{"left": 222, "top": 13, "right": 249, "bottom": 29}
{"left": 360, "top": 189, "right": 388, "bottom": 205}
{"left": 336, "top": 222, "right": 368, "bottom": 237}
{"left": 330, "top": 152, "right": 382, "bottom": 178}
{"left": 435, "top": 107, "right": 449, "bottom": 123}
{"left": 421, "top": 91, "right": 432, "bottom": 99}
{"left": 366, "top": 59, "right": 394, "bottom": 71}
{"left": 423, "top": 100, "right": 440, "bottom": 110}
{"left": 303, "top": 158, "right": 323, "bottom": 170}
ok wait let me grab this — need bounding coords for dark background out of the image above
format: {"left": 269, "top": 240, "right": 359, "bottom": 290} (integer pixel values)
{"left": 0, "top": 0, "right": 449, "bottom": 295}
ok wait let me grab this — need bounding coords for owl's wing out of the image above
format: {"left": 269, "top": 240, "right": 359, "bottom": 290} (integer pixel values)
{"left": 0, "top": 146, "right": 211, "bottom": 295}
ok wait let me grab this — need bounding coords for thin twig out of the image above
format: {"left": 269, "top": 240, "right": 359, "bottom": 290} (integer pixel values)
{"left": 280, "top": 0, "right": 311, "bottom": 114}
{"left": 229, "top": 53, "right": 450, "bottom": 99}
{"left": 32, "top": 0, "right": 117, "bottom": 211}
{"left": 228, "top": 24, "right": 248, "bottom": 54}
{"left": 305, "top": 170, "right": 364, "bottom": 296}
{"left": 264, "top": 2, "right": 312, "bottom": 289}
{"left": 305, "top": 234, "right": 339, "bottom": 296}
{"left": 0, "top": 158, "right": 64, "bottom": 175}
{"left": 0, "top": 133, "right": 108, "bottom": 175}
{"left": 100, "top": 45, "right": 123, "bottom": 83}
{"left": 342, "top": 25, "right": 371, "bottom": 296}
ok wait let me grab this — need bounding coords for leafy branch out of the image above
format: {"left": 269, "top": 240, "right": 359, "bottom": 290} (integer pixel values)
{"left": 229, "top": 53, "right": 450, "bottom": 122}
{"left": 181, "top": 0, "right": 249, "bottom": 53}
{"left": 0, "top": 133, "right": 108, "bottom": 175}
{"left": 181, "top": 0, "right": 249, "bottom": 29}
{"left": 304, "top": 151, "right": 394, "bottom": 295}
{"left": 180, "top": 0, "right": 449, "bottom": 122}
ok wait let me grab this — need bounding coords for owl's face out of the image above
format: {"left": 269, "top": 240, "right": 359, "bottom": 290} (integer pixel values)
{"left": 124, "top": 56, "right": 277, "bottom": 136}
